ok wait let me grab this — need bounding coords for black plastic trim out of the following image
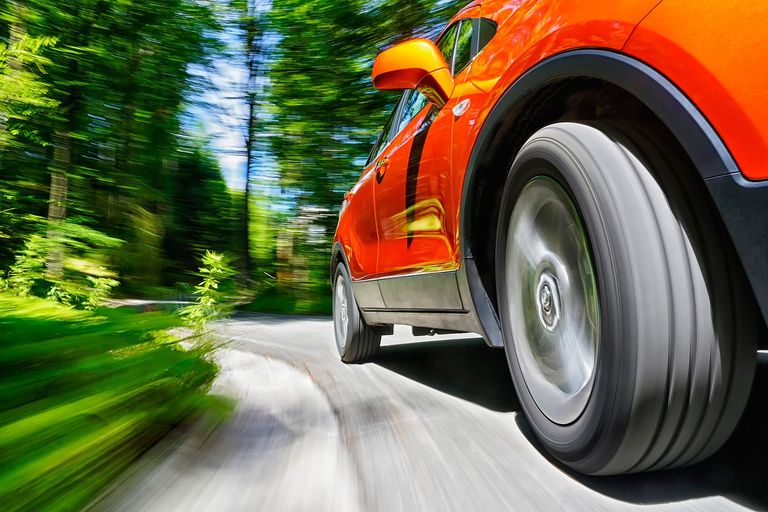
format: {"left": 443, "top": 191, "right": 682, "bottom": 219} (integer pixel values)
{"left": 705, "top": 172, "right": 768, "bottom": 322}
{"left": 350, "top": 267, "right": 493, "bottom": 344}
{"left": 463, "top": 256, "right": 503, "bottom": 347}
{"left": 362, "top": 308, "right": 467, "bottom": 314}
{"left": 330, "top": 242, "right": 348, "bottom": 278}
{"left": 462, "top": 49, "right": 739, "bottom": 260}
{"left": 361, "top": 309, "right": 480, "bottom": 334}
{"left": 354, "top": 280, "right": 386, "bottom": 309}
{"left": 372, "top": 270, "right": 464, "bottom": 311}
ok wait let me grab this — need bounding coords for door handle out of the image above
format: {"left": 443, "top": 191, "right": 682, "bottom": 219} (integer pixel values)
{"left": 375, "top": 158, "right": 389, "bottom": 183}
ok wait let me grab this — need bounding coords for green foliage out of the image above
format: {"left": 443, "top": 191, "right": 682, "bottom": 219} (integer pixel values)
{"left": 3, "top": 235, "right": 44, "bottom": 296}
{"left": 179, "top": 251, "right": 238, "bottom": 333}
{"left": 2, "top": 221, "right": 122, "bottom": 309}
{"left": 0, "top": 0, "right": 237, "bottom": 293}
{"left": 0, "top": 32, "right": 58, "bottom": 147}
{"left": 0, "top": 293, "right": 220, "bottom": 510}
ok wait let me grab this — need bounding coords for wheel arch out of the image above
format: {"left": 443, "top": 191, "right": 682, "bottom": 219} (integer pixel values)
{"left": 330, "top": 242, "right": 350, "bottom": 283}
{"left": 331, "top": 242, "right": 362, "bottom": 308}
{"left": 461, "top": 48, "right": 766, "bottom": 345}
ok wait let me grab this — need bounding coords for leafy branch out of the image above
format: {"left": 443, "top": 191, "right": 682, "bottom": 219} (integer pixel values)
{"left": 179, "top": 251, "right": 238, "bottom": 333}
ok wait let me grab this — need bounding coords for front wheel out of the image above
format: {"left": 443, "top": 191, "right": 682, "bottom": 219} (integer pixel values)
{"left": 496, "top": 122, "right": 757, "bottom": 475}
{"left": 333, "top": 263, "right": 381, "bottom": 363}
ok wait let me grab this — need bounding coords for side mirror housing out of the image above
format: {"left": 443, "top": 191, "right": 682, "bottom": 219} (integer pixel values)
{"left": 372, "top": 39, "right": 454, "bottom": 108}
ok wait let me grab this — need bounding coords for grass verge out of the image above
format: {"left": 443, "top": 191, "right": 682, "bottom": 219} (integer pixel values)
{"left": 0, "top": 293, "right": 223, "bottom": 510}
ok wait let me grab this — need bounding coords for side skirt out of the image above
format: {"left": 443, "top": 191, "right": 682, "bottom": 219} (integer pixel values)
{"left": 351, "top": 265, "right": 501, "bottom": 347}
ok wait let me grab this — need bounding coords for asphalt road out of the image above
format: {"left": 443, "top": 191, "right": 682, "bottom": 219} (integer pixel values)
{"left": 96, "top": 313, "right": 768, "bottom": 511}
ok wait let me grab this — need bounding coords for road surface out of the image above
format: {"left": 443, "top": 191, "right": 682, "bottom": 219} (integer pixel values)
{"left": 95, "top": 313, "right": 768, "bottom": 511}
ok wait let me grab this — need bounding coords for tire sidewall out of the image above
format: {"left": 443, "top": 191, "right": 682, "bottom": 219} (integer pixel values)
{"left": 333, "top": 263, "right": 361, "bottom": 358}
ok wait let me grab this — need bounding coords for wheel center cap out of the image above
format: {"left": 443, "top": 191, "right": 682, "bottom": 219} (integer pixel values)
{"left": 537, "top": 274, "right": 561, "bottom": 331}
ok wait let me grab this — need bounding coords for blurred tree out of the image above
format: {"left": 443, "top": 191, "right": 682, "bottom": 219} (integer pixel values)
{"left": 0, "top": 0, "right": 467, "bottom": 307}
{"left": 0, "top": 0, "right": 58, "bottom": 263}
{"left": 232, "top": 0, "right": 268, "bottom": 277}
{"left": 0, "top": 0, "right": 236, "bottom": 296}
{"left": 164, "top": 139, "right": 236, "bottom": 282}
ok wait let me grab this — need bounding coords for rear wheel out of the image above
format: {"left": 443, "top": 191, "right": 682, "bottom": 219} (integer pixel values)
{"left": 333, "top": 263, "right": 381, "bottom": 363}
{"left": 496, "top": 122, "right": 757, "bottom": 475}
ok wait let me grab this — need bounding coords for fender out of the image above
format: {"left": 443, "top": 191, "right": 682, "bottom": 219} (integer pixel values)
{"left": 461, "top": 49, "right": 768, "bottom": 343}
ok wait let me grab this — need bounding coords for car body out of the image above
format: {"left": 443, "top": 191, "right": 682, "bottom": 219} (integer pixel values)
{"left": 331, "top": 0, "right": 768, "bottom": 475}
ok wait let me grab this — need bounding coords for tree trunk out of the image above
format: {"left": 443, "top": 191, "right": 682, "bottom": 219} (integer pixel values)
{"left": 7, "top": 2, "right": 24, "bottom": 70}
{"left": 45, "top": 1, "right": 85, "bottom": 279}
{"left": 241, "top": 2, "right": 263, "bottom": 279}
{"left": 46, "top": 130, "right": 70, "bottom": 278}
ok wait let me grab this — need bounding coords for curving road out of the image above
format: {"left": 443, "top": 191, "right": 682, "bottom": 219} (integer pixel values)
{"left": 96, "top": 313, "right": 768, "bottom": 511}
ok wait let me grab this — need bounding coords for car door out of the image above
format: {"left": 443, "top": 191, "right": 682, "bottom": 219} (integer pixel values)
{"left": 372, "top": 20, "right": 466, "bottom": 277}
{"left": 340, "top": 103, "right": 401, "bottom": 284}
{"left": 371, "top": 14, "right": 484, "bottom": 308}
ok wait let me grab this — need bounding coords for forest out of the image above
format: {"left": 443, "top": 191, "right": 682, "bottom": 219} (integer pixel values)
{"left": 0, "top": 0, "right": 464, "bottom": 311}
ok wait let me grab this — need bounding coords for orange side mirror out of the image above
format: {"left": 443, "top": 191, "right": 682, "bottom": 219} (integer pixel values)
{"left": 372, "top": 39, "right": 454, "bottom": 108}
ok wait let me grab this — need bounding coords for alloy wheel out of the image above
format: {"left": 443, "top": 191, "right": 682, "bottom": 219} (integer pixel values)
{"left": 503, "top": 176, "right": 600, "bottom": 425}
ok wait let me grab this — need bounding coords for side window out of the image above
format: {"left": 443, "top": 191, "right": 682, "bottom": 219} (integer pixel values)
{"left": 395, "top": 89, "right": 429, "bottom": 135}
{"left": 434, "top": 18, "right": 497, "bottom": 77}
{"left": 367, "top": 101, "right": 400, "bottom": 164}
{"left": 476, "top": 18, "right": 497, "bottom": 53}
{"left": 436, "top": 23, "right": 459, "bottom": 71}
{"left": 454, "top": 19, "right": 474, "bottom": 74}
{"left": 436, "top": 19, "right": 477, "bottom": 76}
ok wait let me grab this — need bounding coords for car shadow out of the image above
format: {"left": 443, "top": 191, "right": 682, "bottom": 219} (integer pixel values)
{"left": 375, "top": 337, "right": 768, "bottom": 509}
{"left": 375, "top": 337, "right": 520, "bottom": 413}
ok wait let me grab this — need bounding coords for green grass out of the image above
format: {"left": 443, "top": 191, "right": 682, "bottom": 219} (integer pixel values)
{"left": 0, "top": 293, "right": 222, "bottom": 510}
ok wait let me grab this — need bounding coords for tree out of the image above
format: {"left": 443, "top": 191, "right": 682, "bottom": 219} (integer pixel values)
{"left": 0, "top": 0, "right": 232, "bottom": 295}
{"left": 233, "top": 0, "right": 267, "bottom": 277}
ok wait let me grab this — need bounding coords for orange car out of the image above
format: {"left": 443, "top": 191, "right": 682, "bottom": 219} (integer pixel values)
{"left": 331, "top": 0, "right": 768, "bottom": 474}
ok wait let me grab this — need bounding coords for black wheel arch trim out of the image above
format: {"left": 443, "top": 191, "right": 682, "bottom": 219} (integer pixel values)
{"left": 330, "top": 242, "right": 349, "bottom": 280}
{"left": 461, "top": 48, "right": 768, "bottom": 338}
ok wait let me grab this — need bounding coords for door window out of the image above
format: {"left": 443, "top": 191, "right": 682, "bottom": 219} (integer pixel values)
{"left": 395, "top": 89, "right": 429, "bottom": 135}
{"left": 454, "top": 19, "right": 474, "bottom": 74}
{"left": 367, "top": 100, "right": 401, "bottom": 164}
{"left": 437, "top": 23, "right": 459, "bottom": 69}
{"left": 436, "top": 18, "right": 497, "bottom": 75}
